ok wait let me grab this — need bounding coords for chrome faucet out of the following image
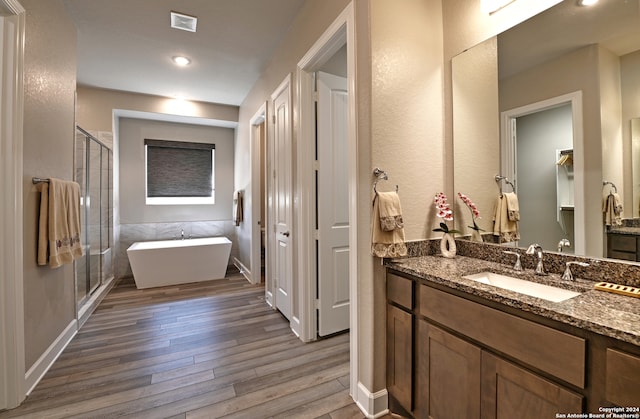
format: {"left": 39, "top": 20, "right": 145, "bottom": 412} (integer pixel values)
{"left": 562, "top": 261, "right": 589, "bottom": 281}
{"left": 526, "top": 243, "right": 547, "bottom": 275}
{"left": 503, "top": 251, "right": 522, "bottom": 271}
{"left": 181, "top": 229, "right": 185, "bottom": 240}
{"left": 557, "top": 238, "right": 571, "bottom": 252}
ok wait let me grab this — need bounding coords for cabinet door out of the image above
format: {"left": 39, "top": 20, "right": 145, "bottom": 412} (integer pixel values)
{"left": 481, "top": 352, "right": 583, "bottom": 419}
{"left": 387, "top": 304, "right": 413, "bottom": 413}
{"left": 418, "top": 321, "right": 481, "bottom": 419}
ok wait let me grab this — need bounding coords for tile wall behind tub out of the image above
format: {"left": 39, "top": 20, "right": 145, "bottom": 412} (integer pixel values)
{"left": 115, "top": 220, "right": 239, "bottom": 278}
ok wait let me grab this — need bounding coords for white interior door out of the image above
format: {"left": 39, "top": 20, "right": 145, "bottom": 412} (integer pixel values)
{"left": 316, "top": 71, "right": 349, "bottom": 336}
{"left": 272, "top": 78, "right": 293, "bottom": 321}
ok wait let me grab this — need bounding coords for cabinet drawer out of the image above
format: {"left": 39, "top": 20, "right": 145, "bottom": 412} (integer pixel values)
{"left": 606, "top": 348, "right": 640, "bottom": 407}
{"left": 387, "top": 273, "right": 413, "bottom": 310}
{"left": 609, "top": 234, "right": 637, "bottom": 253}
{"left": 420, "top": 285, "right": 586, "bottom": 388}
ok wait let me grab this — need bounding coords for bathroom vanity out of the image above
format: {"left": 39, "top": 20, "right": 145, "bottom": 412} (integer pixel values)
{"left": 607, "top": 222, "right": 640, "bottom": 262}
{"left": 385, "top": 255, "right": 640, "bottom": 418}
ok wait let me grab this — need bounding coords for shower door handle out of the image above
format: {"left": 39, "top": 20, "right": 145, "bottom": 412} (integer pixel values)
{"left": 282, "top": 231, "right": 290, "bottom": 237}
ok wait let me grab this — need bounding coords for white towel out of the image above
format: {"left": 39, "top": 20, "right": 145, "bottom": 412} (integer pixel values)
{"left": 603, "top": 193, "right": 623, "bottom": 226}
{"left": 371, "top": 194, "right": 407, "bottom": 258}
{"left": 377, "top": 191, "right": 404, "bottom": 232}
{"left": 37, "top": 178, "right": 83, "bottom": 268}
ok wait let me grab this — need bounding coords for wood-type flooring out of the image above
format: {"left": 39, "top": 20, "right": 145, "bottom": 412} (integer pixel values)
{"left": 0, "top": 270, "right": 384, "bottom": 419}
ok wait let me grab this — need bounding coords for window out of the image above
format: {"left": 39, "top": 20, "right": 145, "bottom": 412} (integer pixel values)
{"left": 144, "top": 139, "right": 215, "bottom": 205}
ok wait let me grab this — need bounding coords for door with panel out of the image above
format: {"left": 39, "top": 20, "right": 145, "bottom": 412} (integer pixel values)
{"left": 316, "top": 71, "right": 350, "bottom": 336}
{"left": 271, "top": 78, "right": 293, "bottom": 320}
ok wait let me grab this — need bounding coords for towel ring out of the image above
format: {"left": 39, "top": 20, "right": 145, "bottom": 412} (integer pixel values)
{"left": 603, "top": 180, "right": 617, "bottom": 194}
{"left": 495, "top": 175, "right": 516, "bottom": 194}
{"left": 373, "top": 168, "right": 398, "bottom": 194}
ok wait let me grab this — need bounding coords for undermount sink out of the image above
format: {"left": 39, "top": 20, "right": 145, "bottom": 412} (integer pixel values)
{"left": 463, "top": 271, "right": 582, "bottom": 303}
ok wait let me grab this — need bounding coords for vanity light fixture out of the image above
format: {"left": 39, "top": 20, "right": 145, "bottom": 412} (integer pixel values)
{"left": 481, "top": 0, "right": 516, "bottom": 14}
{"left": 579, "top": 0, "right": 598, "bottom": 5}
{"left": 172, "top": 56, "right": 191, "bottom": 66}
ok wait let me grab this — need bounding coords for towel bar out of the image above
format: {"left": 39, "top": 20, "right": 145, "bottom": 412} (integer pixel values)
{"left": 32, "top": 177, "right": 50, "bottom": 184}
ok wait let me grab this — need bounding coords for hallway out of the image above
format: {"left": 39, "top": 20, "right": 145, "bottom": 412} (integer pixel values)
{"left": 0, "top": 271, "right": 363, "bottom": 418}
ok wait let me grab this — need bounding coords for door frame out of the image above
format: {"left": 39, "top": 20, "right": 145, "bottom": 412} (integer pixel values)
{"left": 501, "top": 91, "right": 584, "bottom": 254}
{"left": 296, "top": 0, "right": 357, "bottom": 392}
{"left": 0, "top": 0, "right": 26, "bottom": 410}
{"left": 250, "top": 102, "right": 267, "bottom": 286}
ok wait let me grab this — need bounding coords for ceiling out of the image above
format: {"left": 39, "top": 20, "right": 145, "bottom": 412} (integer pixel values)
{"left": 62, "top": 0, "right": 306, "bottom": 106}
{"left": 498, "top": 0, "right": 640, "bottom": 80}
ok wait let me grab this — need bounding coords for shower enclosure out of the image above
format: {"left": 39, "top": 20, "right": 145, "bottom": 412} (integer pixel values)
{"left": 74, "top": 126, "right": 113, "bottom": 311}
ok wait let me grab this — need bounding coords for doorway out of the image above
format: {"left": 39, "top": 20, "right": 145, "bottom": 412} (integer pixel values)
{"left": 250, "top": 104, "right": 267, "bottom": 288}
{"left": 501, "top": 91, "right": 584, "bottom": 254}
{"left": 295, "top": 4, "right": 356, "bottom": 379}
{"left": 515, "top": 104, "right": 574, "bottom": 252}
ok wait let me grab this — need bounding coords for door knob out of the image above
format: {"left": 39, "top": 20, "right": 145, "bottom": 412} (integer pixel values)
{"left": 283, "top": 231, "right": 290, "bottom": 237}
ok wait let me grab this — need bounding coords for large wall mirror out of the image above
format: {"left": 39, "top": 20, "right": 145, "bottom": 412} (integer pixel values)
{"left": 453, "top": 0, "right": 640, "bottom": 262}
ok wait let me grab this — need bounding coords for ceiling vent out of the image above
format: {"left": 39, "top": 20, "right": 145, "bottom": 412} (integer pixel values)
{"left": 170, "top": 11, "right": 197, "bottom": 33}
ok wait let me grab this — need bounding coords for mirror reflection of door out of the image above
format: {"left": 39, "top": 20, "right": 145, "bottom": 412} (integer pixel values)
{"left": 514, "top": 103, "right": 574, "bottom": 253}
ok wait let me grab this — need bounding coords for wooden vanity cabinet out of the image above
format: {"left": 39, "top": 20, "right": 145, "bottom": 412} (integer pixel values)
{"left": 387, "top": 270, "right": 589, "bottom": 419}
{"left": 482, "top": 352, "right": 583, "bottom": 419}
{"left": 607, "top": 233, "right": 640, "bottom": 261}
{"left": 386, "top": 273, "right": 414, "bottom": 415}
{"left": 418, "top": 321, "right": 481, "bottom": 418}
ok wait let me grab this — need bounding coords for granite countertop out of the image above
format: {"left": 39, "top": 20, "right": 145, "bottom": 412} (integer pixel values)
{"left": 608, "top": 226, "right": 640, "bottom": 236}
{"left": 386, "top": 255, "right": 640, "bottom": 347}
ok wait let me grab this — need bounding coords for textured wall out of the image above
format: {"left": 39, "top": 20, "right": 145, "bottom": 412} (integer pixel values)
{"left": 21, "top": 0, "right": 77, "bottom": 369}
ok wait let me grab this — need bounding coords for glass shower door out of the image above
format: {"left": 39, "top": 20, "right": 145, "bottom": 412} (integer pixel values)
{"left": 75, "top": 127, "right": 113, "bottom": 309}
{"left": 75, "top": 131, "right": 89, "bottom": 306}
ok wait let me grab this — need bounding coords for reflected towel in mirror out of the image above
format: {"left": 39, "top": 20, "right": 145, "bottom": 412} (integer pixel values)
{"left": 603, "top": 193, "right": 623, "bottom": 226}
{"left": 493, "top": 194, "right": 520, "bottom": 243}
{"left": 503, "top": 192, "right": 520, "bottom": 221}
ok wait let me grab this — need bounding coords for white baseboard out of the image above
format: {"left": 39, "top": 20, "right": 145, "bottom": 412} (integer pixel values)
{"left": 265, "top": 290, "right": 274, "bottom": 308}
{"left": 290, "top": 316, "right": 302, "bottom": 338}
{"left": 24, "top": 319, "right": 77, "bottom": 395}
{"left": 355, "top": 381, "right": 389, "bottom": 419}
{"left": 232, "top": 257, "right": 252, "bottom": 283}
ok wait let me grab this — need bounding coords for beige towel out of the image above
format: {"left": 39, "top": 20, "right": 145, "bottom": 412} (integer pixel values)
{"left": 503, "top": 192, "right": 520, "bottom": 221}
{"left": 371, "top": 194, "right": 407, "bottom": 258}
{"left": 377, "top": 191, "right": 404, "bottom": 232}
{"left": 234, "top": 190, "right": 244, "bottom": 226}
{"left": 493, "top": 195, "right": 520, "bottom": 243}
{"left": 37, "top": 178, "right": 83, "bottom": 268}
{"left": 603, "top": 193, "right": 623, "bottom": 226}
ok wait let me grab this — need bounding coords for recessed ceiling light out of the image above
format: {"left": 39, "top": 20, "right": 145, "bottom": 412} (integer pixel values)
{"left": 579, "top": 0, "right": 598, "bottom": 5}
{"left": 170, "top": 11, "right": 197, "bottom": 32}
{"left": 172, "top": 56, "right": 191, "bottom": 66}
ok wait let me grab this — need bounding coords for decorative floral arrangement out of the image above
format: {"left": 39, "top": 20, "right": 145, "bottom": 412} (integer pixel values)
{"left": 433, "top": 192, "right": 459, "bottom": 235}
{"left": 458, "top": 192, "right": 484, "bottom": 232}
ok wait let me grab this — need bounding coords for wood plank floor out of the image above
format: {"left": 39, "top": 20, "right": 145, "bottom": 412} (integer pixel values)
{"left": 1, "top": 270, "right": 380, "bottom": 419}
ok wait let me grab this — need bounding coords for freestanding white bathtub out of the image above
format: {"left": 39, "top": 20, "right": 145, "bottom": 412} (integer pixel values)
{"left": 126, "top": 237, "right": 232, "bottom": 289}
